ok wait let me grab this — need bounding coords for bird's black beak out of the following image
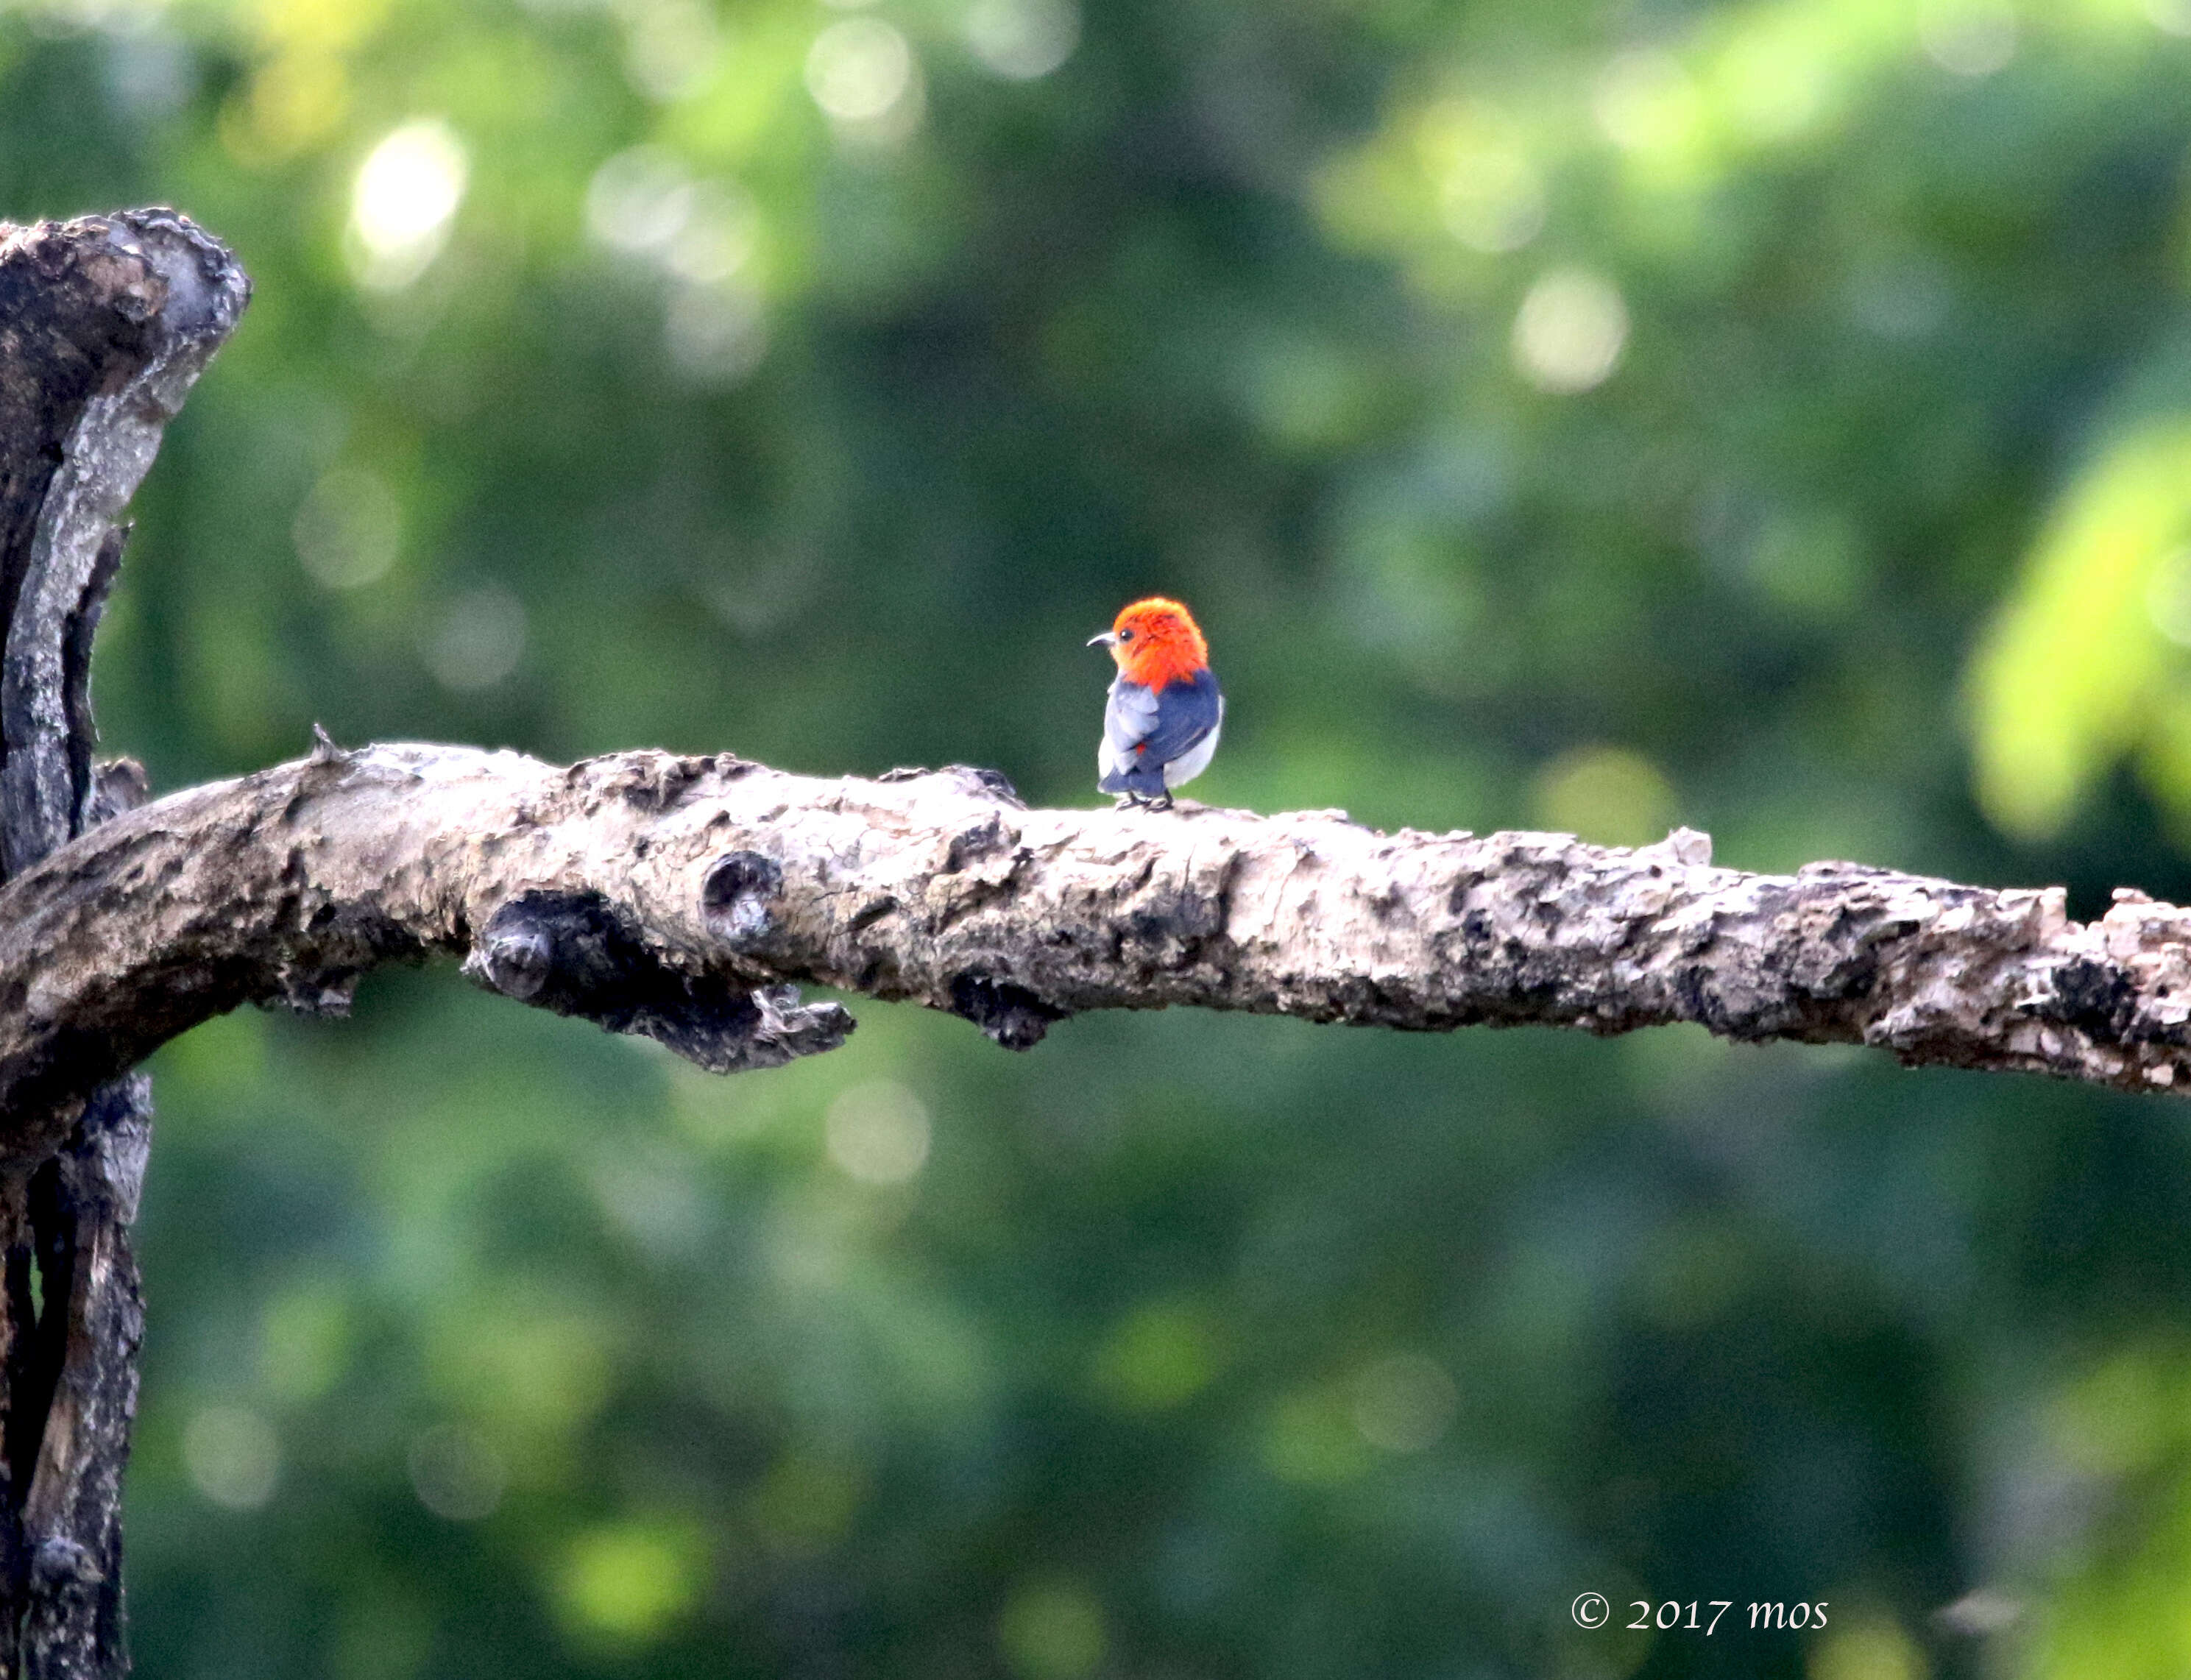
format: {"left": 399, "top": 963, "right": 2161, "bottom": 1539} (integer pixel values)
{"left": 1088, "top": 631, "right": 1119, "bottom": 648}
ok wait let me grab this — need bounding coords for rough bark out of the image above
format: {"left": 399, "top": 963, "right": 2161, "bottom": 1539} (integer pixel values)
{"left": 0, "top": 208, "right": 249, "bottom": 1679}
{"left": 6, "top": 741, "right": 2191, "bottom": 1133}
{"left": 1, "top": 210, "right": 246, "bottom": 880}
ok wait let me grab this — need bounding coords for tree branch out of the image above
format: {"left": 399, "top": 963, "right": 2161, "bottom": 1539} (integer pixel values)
{"left": 2, "top": 209, "right": 248, "bottom": 879}
{"left": 1, "top": 207, "right": 249, "bottom": 1679}
{"left": 0, "top": 203, "right": 2174, "bottom": 1680}
{"left": 7, "top": 739, "right": 2189, "bottom": 1139}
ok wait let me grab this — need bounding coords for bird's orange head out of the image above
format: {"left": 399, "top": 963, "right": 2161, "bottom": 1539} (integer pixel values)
{"left": 1087, "top": 597, "right": 1210, "bottom": 692}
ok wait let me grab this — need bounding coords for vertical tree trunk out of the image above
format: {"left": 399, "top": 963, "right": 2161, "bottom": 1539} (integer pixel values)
{"left": 0, "top": 209, "right": 248, "bottom": 1677}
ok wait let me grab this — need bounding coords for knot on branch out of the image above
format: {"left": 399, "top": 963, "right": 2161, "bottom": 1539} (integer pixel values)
{"left": 944, "top": 813, "right": 1014, "bottom": 874}
{"left": 84, "top": 758, "right": 147, "bottom": 826}
{"left": 701, "top": 851, "right": 782, "bottom": 948}
{"left": 29, "top": 1537, "right": 101, "bottom": 1589}
{"left": 2038, "top": 954, "right": 2139, "bottom": 1038}
{"left": 268, "top": 963, "right": 359, "bottom": 1019}
{"left": 949, "top": 973, "right": 1066, "bottom": 1051}
{"left": 2022, "top": 953, "right": 2191, "bottom": 1055}
{"left": 463, "top": 890, "right": 851, "bottom": 1071}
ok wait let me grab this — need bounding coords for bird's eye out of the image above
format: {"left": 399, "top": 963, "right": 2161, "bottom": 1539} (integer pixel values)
{"left": 1118, "top": 628, "right": 1133, "bottom": 642}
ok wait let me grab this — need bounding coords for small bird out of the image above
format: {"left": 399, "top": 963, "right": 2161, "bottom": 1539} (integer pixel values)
{"left": 1089, "top": 596, "right": 1223, "bottom": 809}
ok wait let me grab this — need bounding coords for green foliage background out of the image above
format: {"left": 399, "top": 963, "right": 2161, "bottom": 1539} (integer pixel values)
{"left": 10, "top": 0, "right": 2191, "bottom": 1673}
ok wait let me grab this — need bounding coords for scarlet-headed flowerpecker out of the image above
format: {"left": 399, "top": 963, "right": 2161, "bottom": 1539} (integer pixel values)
{"left": 1089, "top": 597, "right": 1223, "bottom": 809}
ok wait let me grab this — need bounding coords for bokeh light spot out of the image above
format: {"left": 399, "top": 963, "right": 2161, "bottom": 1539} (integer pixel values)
{"left": 429, "top": 1300, "right": 612, "bottom": 1453}
{"left": 747, "top": 1450, "right": 867, "bottom": 1553}
{"left": 586, "top": 146, "right": 695, "bottom": 254}
{"left": 408, "top": 1425, "right": 506, "bottom": 1522}
{"left": 1350, "top": 1353, "right": 1458, "bottom": 1453}
{"left": 260, "top": 1282, "right": 353, "bottom": 1402}
{"left": 1845, "top": 259, "right": 1953, "bottom": 341}
{"left": 1808, "top": 1613, "right": 1928, "bottom": 1680}
{"left": 662, "top": 181, "right": 760, "bottom": 285}
{"left": 106, "top": 30, "right": 197, "bottom": 121}
{"left": 425, "top": 584, "right": 526, "bottom": 692}
{"left": 1261, "top": 1388, "right": 1374, "bottom": 1484}
{"left": 997, "top": 1580, "right": 1106, "bottom": 1680}
{"left": 553, "top": 1520, "right": 704, "bottom": 1648}
{"left": 331, "top": 1588, "right": 432, "bottom": 1680}
{"left": 183, "top": 1405, "right": 281, "bottom": 1511}
{"left": 1919, "top": 0, "right": 2017, "bottom": 78}
{"left": 1091, "top": 1297, "right": 1223, "bottom": 1412}
{"left": 294, "top": 467, "right": 400, "bottom": 589}
{"left": 238, "top": 49, "right": 349, "bottom": 161}
{"left": 1511, "top": 269, "right": 1629, "bottom": 394}
{"left": 1533, "top": 745, "right": 1677, "bottom": 846}
{"left": 667, "top": 281, "right": 767, "bottom": 385}
{"left": 2149, "top": 0, "right": 2191, "bottom": 35}
{"left": 2148, "top": 547, "right": 2191, "bottom": 645}
{"left": 2050, "top": 1350, "right": 2171, "bottom": 1478}
{"left": 1244, "top": 337, "right": 1378, "bottom": 454}
{"left": 347, "top": 118, "right": 468, "bottom": 292}
{"left": 1719, "top": 18, "right": 1834, "bottom": 143}
{"left": 807, "top": 18, "right": 915, "bottom": 123}
{"left": 1593, "top": 50, "right": 1703, "bottom": 159}
{"left": 1745, "top": 509, "right": 1862, "bottom": 621}
{"left": 1413, "top": 100, "right": 1544, "bottom": 255}
{"left": 964, "top": 0, "right": 1080, "bottom": 81}
{"left": 623, "top": 0, "right": 720, "bottom": 103}
{"left": 824, "top": 1079, "right": 932, "bottom": 1184}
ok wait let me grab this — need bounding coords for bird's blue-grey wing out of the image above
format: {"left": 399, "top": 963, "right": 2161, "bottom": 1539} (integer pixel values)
{"left": 1100, "top": 678, "right": 1158, "bottom": 773}
{"left": 1135, "top": 669, "right": 1222, "bottom": 765}
{"left": 1104, "top": 678, "right": 1159, "bottom": 752}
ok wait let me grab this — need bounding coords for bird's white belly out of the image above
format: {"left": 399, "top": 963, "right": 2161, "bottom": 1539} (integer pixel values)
{"left": 1163, "top": 712, "right": 1222, "bottom": 788}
